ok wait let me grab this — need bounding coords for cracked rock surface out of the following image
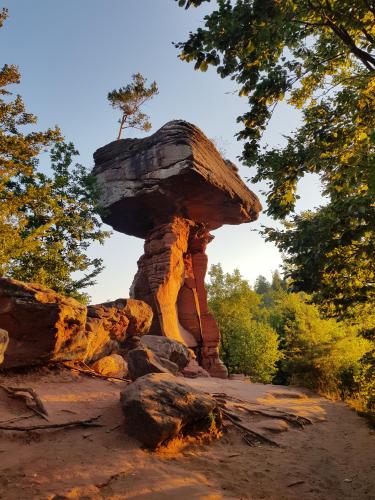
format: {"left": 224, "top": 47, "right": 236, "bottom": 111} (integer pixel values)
{"left": 120, "top": 372, "right": 219, "bottom": 448}
{"left": 93, "top": 120, "right": 261, "bottom": 238}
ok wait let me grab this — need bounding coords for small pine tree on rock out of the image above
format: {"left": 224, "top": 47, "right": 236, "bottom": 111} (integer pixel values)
{"left": 107, "top": 73, "right": 159, "bottom": 140}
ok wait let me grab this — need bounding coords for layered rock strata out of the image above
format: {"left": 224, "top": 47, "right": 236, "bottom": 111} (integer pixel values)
{"left": 0, "top": 278, "right": 153, "bottom": 369}
{"left": 0, "top": 278, "right": 88, "bottom": 368}
{"left": 93, "top": 120, "right": 262, "bottom": 378}
{"left": 93, "top": 121, "right": 261, "bottom": 238}
{"left": 85, "top": 298, "right": 152, "bottom": 362}
{"left": 130, "top": 217, "right": 228, "bottom": 377}
{"left": 0, "top": 328, "right": 9, "bottom": 365}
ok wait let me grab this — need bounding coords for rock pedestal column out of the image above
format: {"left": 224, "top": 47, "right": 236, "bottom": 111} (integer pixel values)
{"left": 93, "top": 120, "right": 262, "bottom": 378}
{"left": 189, "top": 228, "right": 227, "bottom": 378}
{"left": 131, "top": 216, "right": 228, "bottom": 378}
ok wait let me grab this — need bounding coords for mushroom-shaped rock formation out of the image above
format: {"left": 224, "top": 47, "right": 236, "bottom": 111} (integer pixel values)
{"left": 93, "top": 120, "right": 262, "bottom": 378}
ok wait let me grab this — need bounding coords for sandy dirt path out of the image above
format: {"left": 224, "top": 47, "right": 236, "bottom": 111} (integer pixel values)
{"left": 0, "top": 368, "right": 374, "bottom": 500}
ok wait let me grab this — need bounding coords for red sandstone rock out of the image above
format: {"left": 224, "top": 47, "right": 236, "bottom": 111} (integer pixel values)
{"left": 126, "top": 346, "right": 172, "bottom": 380}
{"left": 131, "top": 218, "right": 228, "bottom": 378}
{"left": 0, "top": 279, "right": 154, "bottom": 368}
{"left": 93, "top": 120, "right": 261, "bottom": 238}
{"left": 0, "top": 278, "right": 88, "bottom": 368}
{"left": 85, "top": 299, "right": 152, "bottom": 363}
{"left": 85, "top": 302, "right": 129, "bottom": 363}
{"left": 121, "top": 335, "right": 141, "bottom": 354}
{"left": 120, "top": 372, "right": 220, "bottom": 448}
{"left": 141, "top": 335, "right": 191, "bottom": 370}
{"left": 122, "top": 299, "right": 153, "bottom": 335}
{"left": 131, "top": 218, "right": 196, "bottom": 346}
{"left": 91, "top": 354, "right": 128, "bottom": 379}
{"left": 182, "top": 358, "right": 210, "bottom": 378}
{"left": 0, "top": 328, "right": 8, "bottom": 365}
{"left": 93, "top": 120, "right": 261, "bottom": 378}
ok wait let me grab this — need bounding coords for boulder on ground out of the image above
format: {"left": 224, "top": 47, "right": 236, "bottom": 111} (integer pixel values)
{"left": 121, "top": 335, "right": 141, "bottom": 354}
{"left": 0, "top": 328, "right": 9, "bottom": 365}
{"left": 91, "top": 354, "right": 128, "bottom": 379}
{"left": 120, "top": 372, "right": 220, "bottom": 448}
{"left": 157, "top": 356, "right": 179, "bottom": 375}
{"left": 0, "top": 278, "right": 154, "bottom": 369}
{"left": 123, "top": 299, "right": 153, "bottom": 335}
{"left": 0, "top": 278, "right": 87, "bottom": 369}
{"left": 141, "top": 335, "right": 192, "bottom": 370}
{"left": 85, "top": 299, "right": 152, "bottom": 363}
{"left": 85, "top": 304, "right": 127, "bottom": 363}
{"left": 182, "top": 358, "right": 210, "bottom": 378}
{"left": 126, "top": 346, "right": 172, "bottom": 381}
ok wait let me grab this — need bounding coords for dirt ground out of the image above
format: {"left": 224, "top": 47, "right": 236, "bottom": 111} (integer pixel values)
{"left": 0, "top": 367, "right": 374, "bottom": 500}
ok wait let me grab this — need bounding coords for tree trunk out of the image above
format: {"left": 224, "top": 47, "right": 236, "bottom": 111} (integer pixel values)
{"left": 117, "top": 115, "right": 125, "bottom": 140}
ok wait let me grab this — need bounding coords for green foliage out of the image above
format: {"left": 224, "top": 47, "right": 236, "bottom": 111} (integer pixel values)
{"left": 0, "top": 7, "right": 7, "bottom": 27}
{"left": 264, "top": 203, "right": 375, "bottom": 319}
{"left": 0, "top": 10, "right": 61, "bottom": 279}
{"left": 176, "top": 0, "right": 375, "bottom": 317}
{"left": 254, "top": 271, "right": 288, "bottom": 308}
{"left": 176, "top": 0, "right": 374, "bottom": 167}
{"left": 355, "top": 350, "right": 375, "bottom": 415}
{"left": 267, "top": 291, "right": 371, "bottom": 393}
{"left": 270, "top": 270, "right": 287, "bottom": 292}
{"left": 4, "top": 143, "right": 111, "bottom": 302}
{"left": 0, "top": 12, "right": 110, "bottom": 302}
{"left": 108, "top": 73, "right": 159, "bottom": 140}
{"left": 254, "top": 275, "right": 272, "bottom": 296}
{"left": 352, "top": 323, "right": 375, "bottom": 416}
{"left": 207, "top": 264, "right": 373, "bottom": 412}
{"left": 207, "top": 264, "right": 282, "bottom": 382}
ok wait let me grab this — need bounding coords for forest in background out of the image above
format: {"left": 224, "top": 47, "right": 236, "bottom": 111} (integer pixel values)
{"left": 207, "top": 264, "right": 374, "bottom": 419}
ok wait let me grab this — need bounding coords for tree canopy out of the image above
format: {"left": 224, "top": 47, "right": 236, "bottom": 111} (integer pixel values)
{"left": 0, "top": 9, "right": 109, "bottom": 302}
{"left": 176, "top": 0, "right": 375, "bottom": 317}
{"left": 0, "top": 8, "right": 61, "bottom": 276}
{"left": 108, "top": 73, "right": 159, "bottom": 140}
{"left": 207, "top": 264, "right": 281, "bottom": 381}
{"left": 208, "top": 264, "right": 373, "bottom": 409}
{"left": 4, "top": 143, "right": 111, "bottom": 302}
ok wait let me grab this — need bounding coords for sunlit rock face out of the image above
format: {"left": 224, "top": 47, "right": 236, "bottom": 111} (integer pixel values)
{"left": 0, "top": 278, "right": 153, "bottom": 369}
{"left": 85, "top": 298, "right": 153, "bottom": 363}
{"left": 93, "top": 120, "right": 262, "bottom": 378}
{"left": 0, "top": 328, "right": 9, "bottom": 365}
{"left": 0, "top": 278, "right": 88, "bottom": 368}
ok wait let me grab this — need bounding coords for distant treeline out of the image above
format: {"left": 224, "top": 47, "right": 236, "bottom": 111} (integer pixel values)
{"left": 208, "top": 264, "right": 374, "bottom": 419}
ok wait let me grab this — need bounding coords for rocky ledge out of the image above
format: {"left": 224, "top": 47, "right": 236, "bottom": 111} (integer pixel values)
{"left": 93, "top": 120, "right": 261, "bottom": 238}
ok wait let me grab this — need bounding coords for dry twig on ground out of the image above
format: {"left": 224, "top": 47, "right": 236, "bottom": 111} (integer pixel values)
{"left": 221, "top": 409, "right": 280, "bottom": 447}
{"left": 213, "top": 392, "right": 312, "bottom": 447}
{"left": 0, "top": 413, "right": 35, "bottom": 425}
{"left": 0, "top": 385, "right": 49, "bottom": 420}
{"left": 61, "top": 361, "right": 130, "bottom": 383}
{"left": 212, "top": 392, "right": 312, "bottom": 428}
{"left": 236, "top": 404, "right": 312, "bottom": 428}
{"left": 0, "top": 415, "right": 103, "bottom": 432}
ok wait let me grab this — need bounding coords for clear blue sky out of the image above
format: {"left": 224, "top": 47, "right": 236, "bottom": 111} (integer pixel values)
{"left": 2, "top": 0, "right": 323, "bottom": 303}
